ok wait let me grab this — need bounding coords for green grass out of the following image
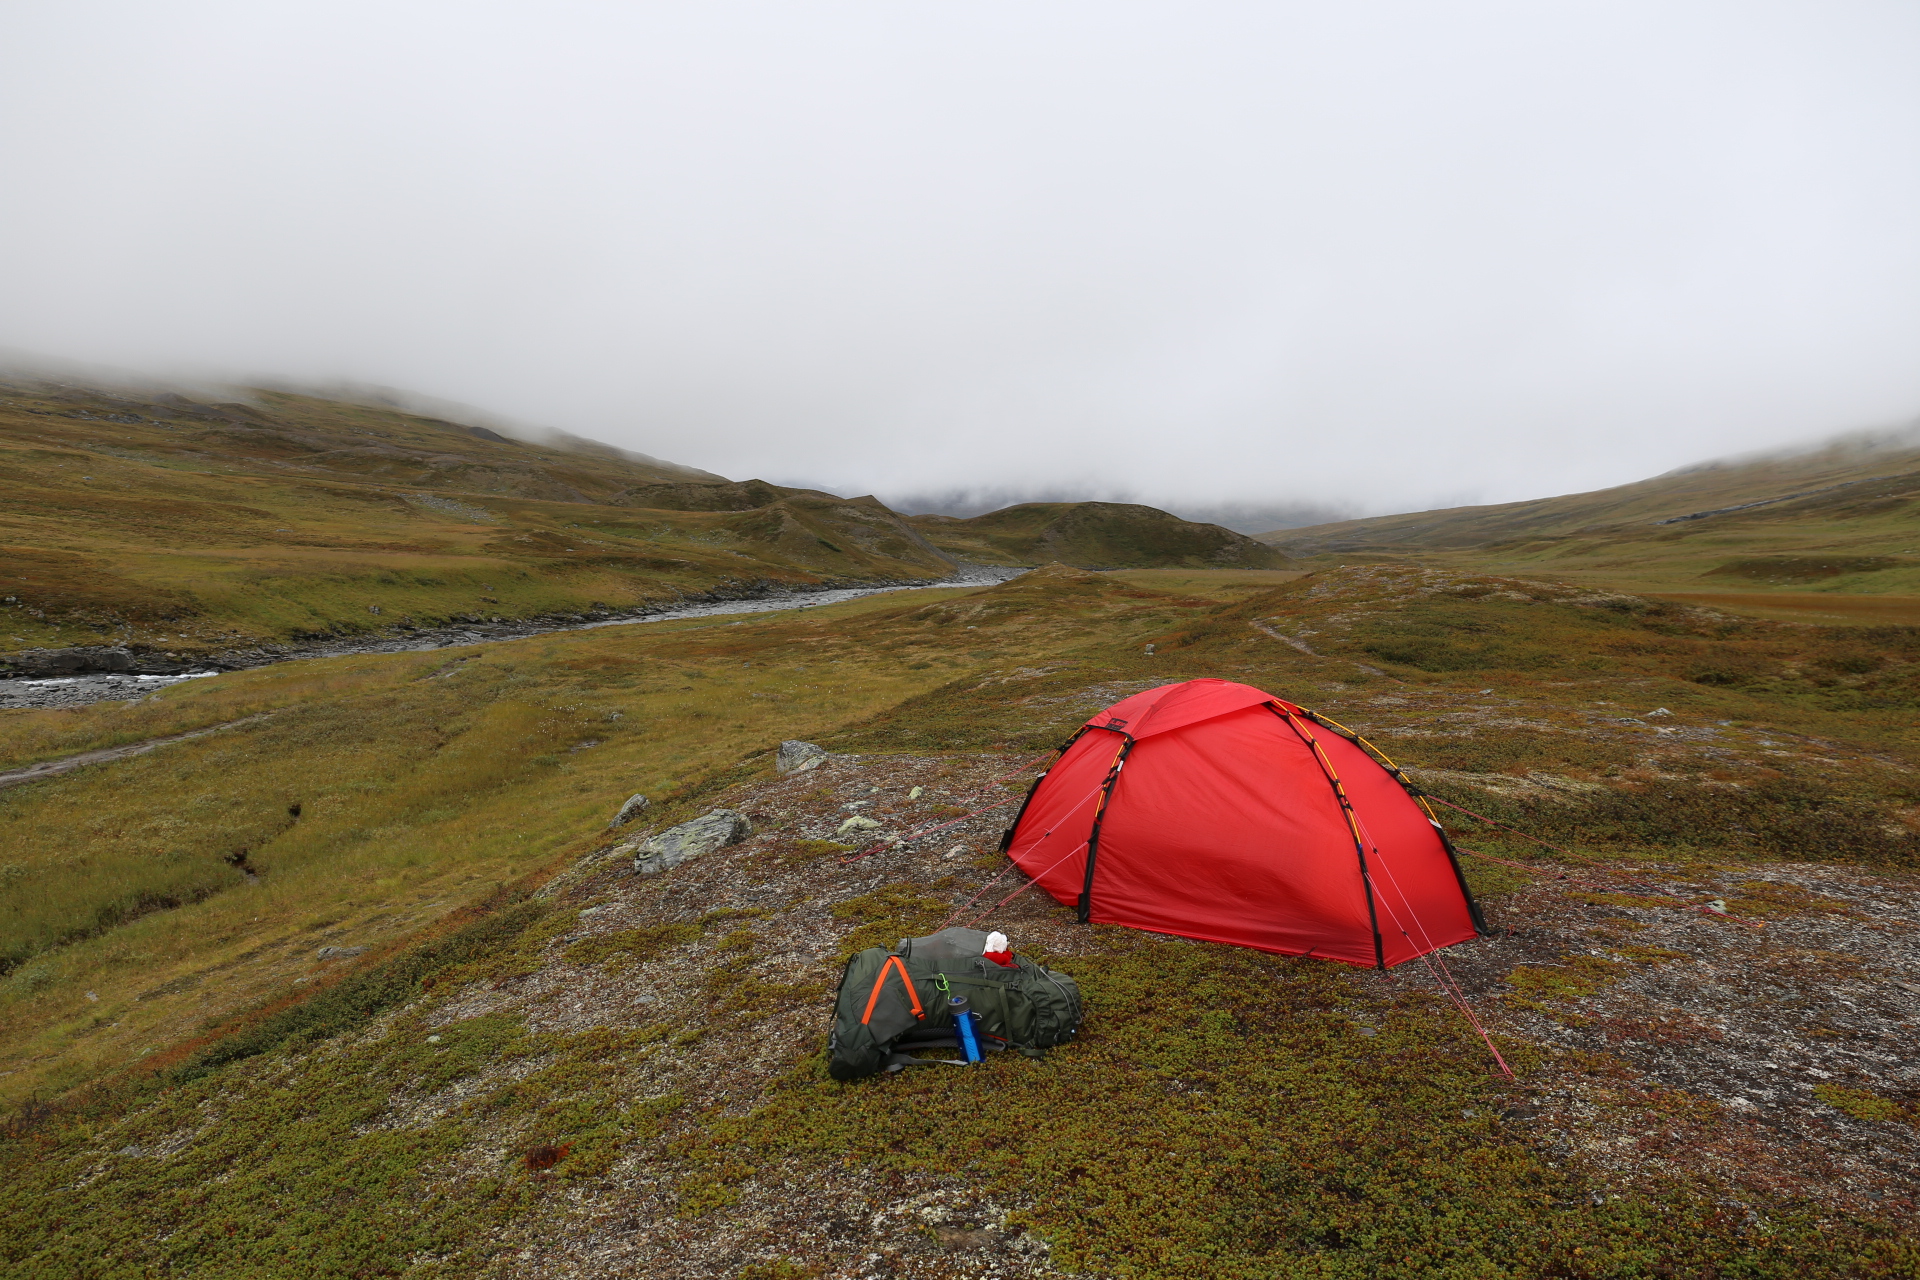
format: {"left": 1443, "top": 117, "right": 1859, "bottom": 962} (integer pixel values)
{"left": 0, "top": 990, "right": 685, "bottom": 1278}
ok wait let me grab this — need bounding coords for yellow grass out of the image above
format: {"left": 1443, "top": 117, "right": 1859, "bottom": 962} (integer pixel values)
{"left": 1101, "top": 567, "right": 1308, "bottom": 599}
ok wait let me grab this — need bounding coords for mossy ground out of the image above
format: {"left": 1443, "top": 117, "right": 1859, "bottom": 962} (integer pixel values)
{"left": 1, "top": 563, "right": 1916, "bottom": 1276}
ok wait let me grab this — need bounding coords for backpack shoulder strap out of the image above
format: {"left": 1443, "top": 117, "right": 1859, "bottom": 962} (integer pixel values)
{"left": 860, "top": 954, "right": 924, "bottom": 1026}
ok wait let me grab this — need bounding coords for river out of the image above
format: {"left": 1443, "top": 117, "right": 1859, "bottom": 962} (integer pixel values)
{"left": 0, "top": 566, "right": 1025, "bottom": 711}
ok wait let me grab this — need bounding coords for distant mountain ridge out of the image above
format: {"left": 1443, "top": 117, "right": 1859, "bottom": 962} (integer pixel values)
{"left": 1254, "top": 418, "right": 1920, "bottom": 598}
{"left": 1259, "top": 421, "right": 1920, "bottom": 555}
{"left": 890, "top": 487, "right": 1347, "bottom": 535}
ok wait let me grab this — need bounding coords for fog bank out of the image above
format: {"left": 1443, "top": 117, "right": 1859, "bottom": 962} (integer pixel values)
{"left": 4, "top": 2, "right": 1918, "bottom": 518}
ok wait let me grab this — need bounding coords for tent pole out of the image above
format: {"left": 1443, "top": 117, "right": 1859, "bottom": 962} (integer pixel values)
{"left": 1271, "top": 706, "right": 1388, "bottom": 969}
{"left": 1306, "top": 709, "right": 1492, "bottom": 942}
{"left": 1076, "top": 731, "right": 1133, "bottom": 923}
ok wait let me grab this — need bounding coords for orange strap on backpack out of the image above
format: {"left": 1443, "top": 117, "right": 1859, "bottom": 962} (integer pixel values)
{"left": 860, "top": 955, "right": 924, "bottom": 1025}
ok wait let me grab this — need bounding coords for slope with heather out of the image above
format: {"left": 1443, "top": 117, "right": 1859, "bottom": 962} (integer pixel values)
{"left": 0, "top": 565, "right": 1230, "bottom": 1105}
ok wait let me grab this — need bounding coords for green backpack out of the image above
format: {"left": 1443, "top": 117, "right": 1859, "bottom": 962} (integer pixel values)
{"left": 827, "top": 927, "right": 1083, "bottom": 1080}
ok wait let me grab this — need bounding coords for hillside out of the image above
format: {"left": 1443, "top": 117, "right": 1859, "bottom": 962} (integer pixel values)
{"left": 0, "top": 379, "right": 1308, "bottom": 669}
{"left": 910, "top": 500, "right": 1291, "bottom": 569}
{"left": 0, "top": 376, "right": 960, "bottom": 661}
{"left": 1260, "top": 424, "right": 1920, "bottom": 600}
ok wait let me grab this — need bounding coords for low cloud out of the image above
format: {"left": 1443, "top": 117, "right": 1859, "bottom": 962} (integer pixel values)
{"left": 3, "top": 4, "right": 1919, "bottom": 520}
{"left": 879, "top": 486, "right": 1352, "bottom": 535}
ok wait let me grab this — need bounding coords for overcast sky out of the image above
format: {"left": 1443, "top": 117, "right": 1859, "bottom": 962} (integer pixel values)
{"left": 5, "top": 3, "right": 1919, "bottom": 527}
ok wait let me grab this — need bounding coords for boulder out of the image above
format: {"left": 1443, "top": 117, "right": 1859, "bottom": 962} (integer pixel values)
{"left": 609, "top": 793, "right": 650, "bottom": 828}
{"left": 315, "top": 945, "right": 367, "bottom": 961}
{"left": 775, "top": 740, "right": 828, "bottom": 775}
{"left": 634, "top": 809, "right": 752, "bottom": 876}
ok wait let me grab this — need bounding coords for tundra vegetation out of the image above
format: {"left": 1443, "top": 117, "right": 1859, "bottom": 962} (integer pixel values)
{"left": 1, "top": 390, "right": 1916, "bottom": 1276}
{"left": 1, "top": 563, "right": 1915, "bottom": 1276}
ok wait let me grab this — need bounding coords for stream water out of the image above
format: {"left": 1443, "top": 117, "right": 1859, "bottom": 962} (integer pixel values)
{"left": 0, "top": 566, "right": 1025, "bottom": 712}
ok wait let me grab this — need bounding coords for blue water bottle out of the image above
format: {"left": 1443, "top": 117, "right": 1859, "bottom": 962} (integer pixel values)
{"left": 948, "top": 995, "right": 982, "bottom": 1063}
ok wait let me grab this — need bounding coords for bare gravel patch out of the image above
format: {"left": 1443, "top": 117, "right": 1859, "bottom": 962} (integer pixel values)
{"left": 1431, "top": 856, "right": 1920, "bottom": 1226}
{"left": 415, "top": 751, "right": 1078, "bottom": 1278}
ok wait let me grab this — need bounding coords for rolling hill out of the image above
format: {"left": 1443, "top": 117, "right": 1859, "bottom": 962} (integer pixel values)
{"left": 0, "top": 377, "right": 961, "bottom": 662}
{"left": 909, "top": 500, "right": 1291, "bottom": 570}
{"left": 1257, "top": 422, "right": 1920, "bottom": 600}
{"left": 0, "top": 377, "right": 1311, "bottom": 667}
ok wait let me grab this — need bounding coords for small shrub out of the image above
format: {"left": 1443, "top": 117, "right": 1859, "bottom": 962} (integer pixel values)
{"left": 830, "top": 883, "right": 950, "bottom": 957}
{"left": 563, "top": 923, "right": 700, "bottom": 969}
{"left": 1814, "top": 1084, "right": 1913, "bottom": 1125}
{"left": 739, "top": 1259, "right": 822, "bottom": 1280}
{"left": 523, "top": 1142, "right": 571, "bottom": 1172}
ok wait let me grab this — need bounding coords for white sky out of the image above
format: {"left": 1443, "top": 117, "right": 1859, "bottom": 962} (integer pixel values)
{"left": 4, "top": 2, "right": 1919, "bottom": 523}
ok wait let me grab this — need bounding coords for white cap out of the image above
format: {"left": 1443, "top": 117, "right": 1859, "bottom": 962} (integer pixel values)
{"left": 984, "top": 931, "right": 1009, "bottom": 953}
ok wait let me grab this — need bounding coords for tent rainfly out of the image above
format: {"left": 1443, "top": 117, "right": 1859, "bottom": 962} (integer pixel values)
{"left": 1001, "top": 679, "right": 1486, "bottom": 968}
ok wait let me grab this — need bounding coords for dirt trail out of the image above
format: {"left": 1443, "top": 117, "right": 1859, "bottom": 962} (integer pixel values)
{"left": 0, "top": 713, "right": 273, "bottom": 791}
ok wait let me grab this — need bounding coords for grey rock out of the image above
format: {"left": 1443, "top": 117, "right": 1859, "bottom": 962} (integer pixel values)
{"left": 609, "top": 793, "right": 651, "bottom": 828}
{"left": 315, "top": 945, "right": 367, "bottom": 961}
{"left": 837, "top": 815, "right": 882, "bottom": 834}
{"left": 0, "top": 645, "right": 202, "bottom": 678}
{"left": 634, "top": 808, "right": 752, "bottom": 876}
{"left": 775, "top": 740, "right": 828, "bottom": 775}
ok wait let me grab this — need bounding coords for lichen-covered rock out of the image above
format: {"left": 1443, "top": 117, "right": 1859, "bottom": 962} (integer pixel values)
{"left": 609, "top": 793, "right": 650, "bottom": 828}
{"left": 775, "top": 740, "right": 828, "bottom": 774}
{"left": 633, "top": 809, "right": 752, "bottom": 875}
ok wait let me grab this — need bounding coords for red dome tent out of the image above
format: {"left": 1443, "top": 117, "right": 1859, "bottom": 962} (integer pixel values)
{"left": 1001, "top": 679, "right": 1485, "bottom": 968}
